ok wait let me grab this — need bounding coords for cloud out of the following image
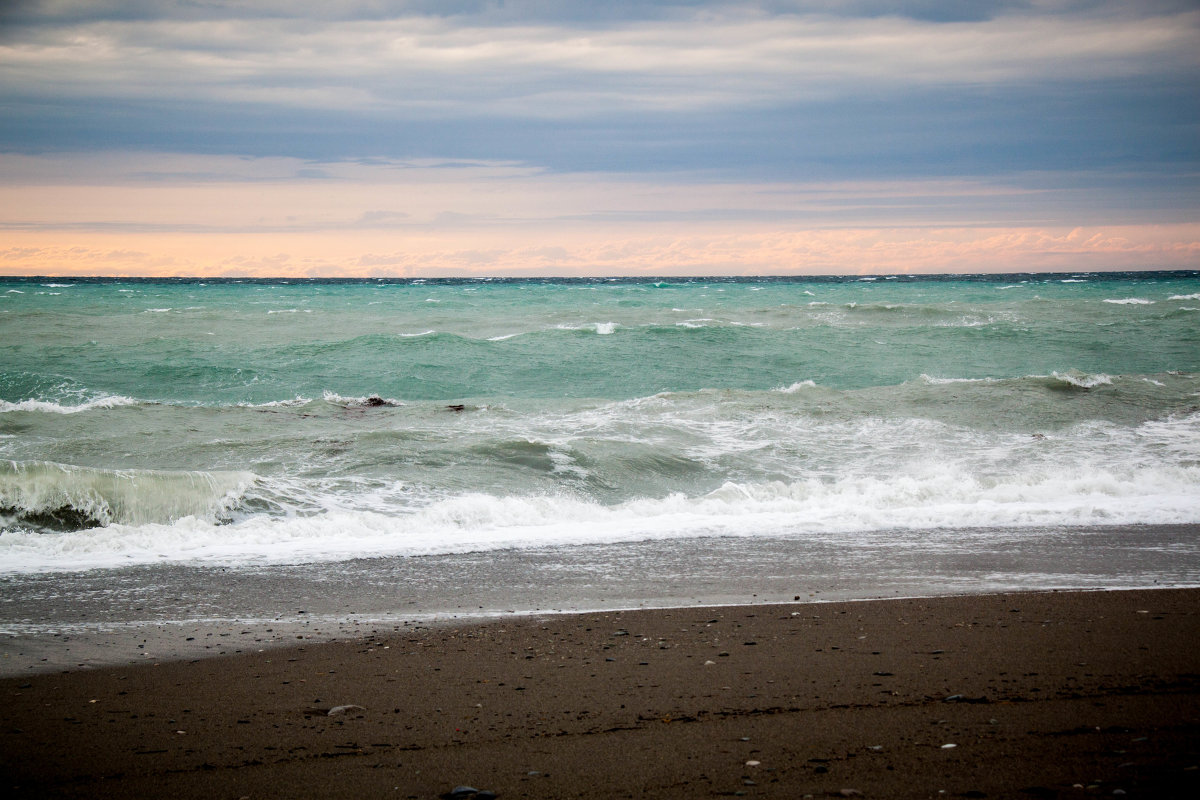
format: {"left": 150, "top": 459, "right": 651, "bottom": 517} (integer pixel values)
{"left": 5, "top": 152, "right": 1190, "bottom": 241}
{"left": 0, "top": 2, "right": 1194, "bottom": 278}
{"left": 2, "top": 3, "right": 1196, "bottom": 121}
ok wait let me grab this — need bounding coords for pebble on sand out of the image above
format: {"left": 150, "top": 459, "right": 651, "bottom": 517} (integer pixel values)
{"left": 327, "top": 704, "right": 365, "bottom": 716}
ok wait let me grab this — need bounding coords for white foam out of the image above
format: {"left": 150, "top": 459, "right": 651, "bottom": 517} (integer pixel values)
{"left": 918, "top": 375, "right": 992, "bottom": 385}
{"left": 555, "top": 322, "right": 618, "bottom": 335}
{"left": 320, "top": 390, "right": 404, "bottom": 407}
{"left": 235, "top": 396, "right": 313, "bottom": 408}
{"left": 0, "top": 460, "right": 256, "bottom": 535}
{"left": 1103, "top": 298, "right": 1154, "bottom": 305}
{"left": 775, "top": 380, "right": 818, "bottom": 393}
{"left": 1051, "top": 371, "right": 1113, "bottom": 388}
{"left": 398, "top": 330, "right": 435, "bottom": 337}
{"left": 4, "top": 453, "right": 1196, "bottom": 574}
{"left": 0, "top": 395, "right": 139, "bottom": 414}
{"left": 1169, "top": 293, "right": 1200, "bottom": 301}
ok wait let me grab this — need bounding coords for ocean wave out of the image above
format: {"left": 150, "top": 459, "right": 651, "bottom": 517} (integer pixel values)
{"left": 0, "top": 395, "right": 140, "bottom": 414}
{"left": 0, "top": 460, "right": 257, "bottom": 533}
{"left": 912, "top": 372, "right": 1115, "bottom": 391}
{"left": 1169, "top": 293, "right": 1200, "bottom": 301}
{"left": 235, "top": 396, "right": 313, "bottom": 408}
{"left": 320, "top": 390, "right": 404, "bottom": 408}
{"left": 916, "top": 374, "right": 994, "bottom": 385}
{"left": 556, "top": 322, "right": 618, "bottom": 335}
{"left": 774, "top": 380, "right": 818, "bottom": 393}
{"left": 3, "top": 459, "right": 1197, "bottom": 574}
{"left": 1103, "top": 298, "right": 1155, "bottom": 305}
{"left": 1049, "top": 370, "right": 1113, "bottom": 389}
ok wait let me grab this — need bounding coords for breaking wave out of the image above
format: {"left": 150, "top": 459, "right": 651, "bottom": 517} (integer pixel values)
{"left": 0, "top": 460, "right": 257, "bottom": 532}
{"left": 0, "top": 395, "right": 140, "bottom": 414}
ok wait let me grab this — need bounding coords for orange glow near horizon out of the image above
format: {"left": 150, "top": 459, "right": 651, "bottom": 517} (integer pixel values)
{"left": 2, "top": 223, "right": 1198, "bottom": 278}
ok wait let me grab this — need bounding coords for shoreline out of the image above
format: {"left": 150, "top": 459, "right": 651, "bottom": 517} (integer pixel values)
{"left": 3, "top": 583, "right": 1198, "bottom": 679}
{"left": 4, "top": 522, "right": 1198, "bottom": 677}
{"left": 2, "top": 587, "right": 1197, "bottom": 798}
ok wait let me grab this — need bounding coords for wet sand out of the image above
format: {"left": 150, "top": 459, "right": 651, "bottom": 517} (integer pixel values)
{"left": 5, "top": 523, "right": 1200, "bottom": 677}
{"left": 2, "top": 588, "right": 1198, "bottom": 799}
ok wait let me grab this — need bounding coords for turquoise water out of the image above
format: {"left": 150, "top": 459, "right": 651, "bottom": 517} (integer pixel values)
{"left": 4, "top": 275, "right": 1199, "bottom": 403}
{"left": 2, "top": 273, "right": 1199, "bottom": 574}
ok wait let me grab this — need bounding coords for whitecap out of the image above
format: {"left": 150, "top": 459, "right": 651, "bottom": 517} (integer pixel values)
{"left": 1051, "top": 371, "right": 1113, "bottom": 388}
{"left": 5, "top": 459, "right": 1198, "bottom": 574}
{"left": 1169, "top": 293, "right": 1200, "bottom": 301}
{"left": 1103, "top": 298, "right": 1154, "bottom": 305}
{"left": 235, "top": 396, "right": 313, "bottom": 408}
{"left": 0, "top": 460, "right": 257, "bottom": 534}
{"left": 556, "top": 322, "right": 617, "bottom": 335}
{"left": 918, "top": 375, "right": 992, "bottom": 385}
{"left": 0, "top": 395, "right": 140, "bottom": 414}
{"left": 320, "top": 390, "right": 403, "bottom": 407}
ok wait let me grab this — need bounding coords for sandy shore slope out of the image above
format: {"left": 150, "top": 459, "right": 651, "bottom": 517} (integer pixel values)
{"left": 2, "top": 588, "right": 1197, "bottom": 798}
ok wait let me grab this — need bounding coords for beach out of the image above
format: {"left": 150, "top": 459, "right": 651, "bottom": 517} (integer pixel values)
{"left": 2, "top": 587, "right": 1197, "bottom": 798}
{"left": 2, "top": 276, "right": 1199, "bottom": 796}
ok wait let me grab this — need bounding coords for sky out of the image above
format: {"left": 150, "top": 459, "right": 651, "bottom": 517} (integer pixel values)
{"left": 0, "top": 0, "right": 1198, "bottom": 277}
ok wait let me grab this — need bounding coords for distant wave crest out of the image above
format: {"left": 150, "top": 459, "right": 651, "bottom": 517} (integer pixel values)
{"left": 0, "top": 395, "right": 140, "bottom": 414}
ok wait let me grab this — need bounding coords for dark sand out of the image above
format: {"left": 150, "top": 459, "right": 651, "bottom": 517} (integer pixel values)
{"left": 2, "top": 588, "right": 1197, "bottom": 798}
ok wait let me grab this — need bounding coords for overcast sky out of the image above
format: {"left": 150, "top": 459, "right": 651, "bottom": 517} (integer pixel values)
{"left": 1, "top": 0, "right": 1197, "bottom": 276}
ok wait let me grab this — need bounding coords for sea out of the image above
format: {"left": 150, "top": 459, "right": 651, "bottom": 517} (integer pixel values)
{"left": 2, "top": 272, "right": 1199, "bottom": 670}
